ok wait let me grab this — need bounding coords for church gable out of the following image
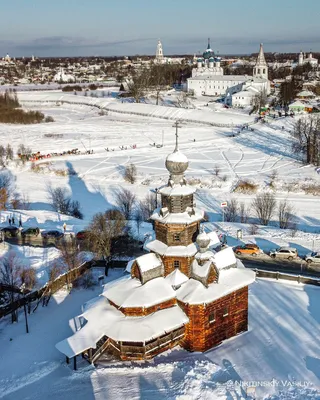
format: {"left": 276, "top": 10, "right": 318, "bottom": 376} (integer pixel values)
{"left": 135, "top": 253, "right": 164, "bottom": 284}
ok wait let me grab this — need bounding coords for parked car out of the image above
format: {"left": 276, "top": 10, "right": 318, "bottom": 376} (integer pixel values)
{"left": 1, "top": 226, "right": 19, "bottom": 237}
{"left": 21, "top": 227, "right": 40, "bottom": 237}
{"left": 76, "top": 230, "right": 89, "bottom": 240}
{"left": 269, "top": 247, "right": 298, "bottom": 260}
{"left": 41, "top": 230, "right": 64, "bottom": 239}
{"left": 233, "top": 243, "right": 261, "bottom": 256}
{"left": 304, "top": 252, "right": 320, "bottom": 264}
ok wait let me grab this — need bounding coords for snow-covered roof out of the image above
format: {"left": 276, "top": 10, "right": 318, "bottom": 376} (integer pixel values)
{"left": 146, "top": 239, "right": 198, "bottom": 257}
{"left": 102, "top": 277, "right": 175, "bottom": 308}
{"left": 192, "top": 259, "right": 212, "bottom": 278}
{"left": 125, "top": 259, "right": 135, "bottom": 273}
{"left": 195, "top": 250, "right": 215, "bottom": 261}
{"left": 289, "top": 101, "right": 306, "bottom": 108}
{"left": 176, "top": 268, "right": 255, "bottom": 305}
{"left": 136, "top": 252, "right": 162, "bottom": 273}
{"left": 297, "top": 90, "right": 315, "bottom": 97}
{"left": 207, "top": 231, "right": 220, "bottom": 247}
{"left": 151, "top": 208, "right": 204, "bottom": 225}
{"left": 212, "top": 246, "right": 237, "bottom": 270}
{"left": 159, "top": 185, "right": 196, "bottom": 196}
{"left": 56, "top": 302, "right": 188, "bottom": 358}
{"left": 165, "top": 269, "right": 188, "bottom": 288}
{"left": 188, "top": 75, "right": 250, "bottom": 82}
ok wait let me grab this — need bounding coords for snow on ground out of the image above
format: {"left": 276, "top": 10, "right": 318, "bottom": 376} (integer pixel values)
{"left": 0, "top": 276, "right": 319, "bottom": 400}
{"left": 0, "top": 93, "right": 318, "bottom": 270}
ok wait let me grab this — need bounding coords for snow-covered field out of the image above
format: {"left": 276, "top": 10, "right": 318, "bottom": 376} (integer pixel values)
{"left": 0, "top": 92, "right": 318, "bottom": 282}
{"left": 0, "top": 276, "right": 319, "bottom": 400}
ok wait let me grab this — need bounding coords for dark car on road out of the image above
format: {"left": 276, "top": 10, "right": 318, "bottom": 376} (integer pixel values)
{"left": 41, "top": 230, "right": 64, "bottom": 239}
{"left": 1, "top": 226, "right": 19, "bottom": 237}
{"left": 21, "top": 227, "right": 40, "bottom": 237}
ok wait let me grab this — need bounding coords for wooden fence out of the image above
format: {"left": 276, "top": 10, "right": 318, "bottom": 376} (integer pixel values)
{"left": 0, "top": 261, "right": 92, "bottom": 319}
{"left": 254, "top": 269, "right": 320, "bottom": 286}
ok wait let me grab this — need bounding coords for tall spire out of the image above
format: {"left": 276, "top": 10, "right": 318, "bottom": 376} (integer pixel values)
{"left": 256, "top": 43, "right": 267, "bottom": 67}
{"left": 207, "top": 37, "right": 211, "bottom": 50}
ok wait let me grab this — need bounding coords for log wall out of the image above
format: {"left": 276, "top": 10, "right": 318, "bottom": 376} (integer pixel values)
{"left": 161, "top": 255, "right": 193, "bottom": 277}
{"left": 105, "top": 326, "right": 186, "bottom": 361}
{"left": 119, "top": 298, "right": 177, "bottom": 317}
{"left": 161, "top": 194, "right": 194, "bottom": 213}
{"left": 180, "top": 286, "right": 249, "bottom": 352}
{"left": 154, "top": 221, "right": 199, "bottom": 247}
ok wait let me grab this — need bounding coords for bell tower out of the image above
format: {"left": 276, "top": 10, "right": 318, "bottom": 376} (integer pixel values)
{"left": 146, "top": 122, "right": 204, "bottom": 276}
{"left": 253, "top": 43, "right": 268, "bottom": 80}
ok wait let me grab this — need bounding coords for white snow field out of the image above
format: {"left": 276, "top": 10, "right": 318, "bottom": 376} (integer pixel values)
{"left": 0, "top": 278, "right": 319, "bottom": 400}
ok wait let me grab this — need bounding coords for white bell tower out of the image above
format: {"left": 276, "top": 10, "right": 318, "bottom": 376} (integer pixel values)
{"left": 156, "top": 39, "right": 164, "bottom": 63}
{"left": 253, "top": 43, "right": 268, "bottom": 80}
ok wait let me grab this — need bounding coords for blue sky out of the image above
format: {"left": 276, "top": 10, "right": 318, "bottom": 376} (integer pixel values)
{"left": 1, "top": 0, "right": 319, "bottom": 57}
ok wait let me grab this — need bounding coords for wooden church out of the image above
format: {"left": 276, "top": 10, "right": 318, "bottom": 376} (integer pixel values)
{"left": 56, "top": 135, "right": 255, "bottom": 367}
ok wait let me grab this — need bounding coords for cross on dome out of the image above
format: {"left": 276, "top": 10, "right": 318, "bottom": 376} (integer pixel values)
{"left": 172, "top": 120, "right": 182, "bottom": 152}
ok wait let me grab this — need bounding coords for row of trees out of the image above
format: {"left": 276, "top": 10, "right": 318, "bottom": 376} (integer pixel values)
{"left": 292, "top": 116, "right": 320, "bottom": 165}
{"left": 0, "top": 90, "right": 54, "bottom": 124}
{"left": 123, "top": 63, "right": 191, "bottom": 105}
{"left": 225, "top": 193, "right": 295, "bottom": 229}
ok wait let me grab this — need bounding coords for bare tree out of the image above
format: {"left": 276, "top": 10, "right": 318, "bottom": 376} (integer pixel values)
{"left": 224, "top": 198, "right": 238, "bottom": 222}
{"left": 57, "top": 239, "right": 81, "bottom": 289}
{"left": 47, "top": 185, "right": 83, "bottom": 218}
{"left": 87, "top": 210, "right": 126, "bottom": 268}
{"left": 0, "top": 170, "right": 14, "bottom": 199}
{"left": 6, "top": 144, "right": 13, "bottom": 161}
{"left": 137, "top": 192, "right": 157, "bottom": 220}
{"left": 133, "top": 206, "right": 144, "bottom": 237}
{"left": 20, "top": 267, "right": 37, "bottom": 290}
{"left": 239, "top": 202, "right": 249, "bottom": 223}
{"left": 251, "top": 192, "right": 277, "bottom": 225}
{"left": 126, "top": 68, "right": 150, "bottom": 103}
{"left": 278, "top": 199, "right": 295, "bottom": 229}
{"left": 292, "top": 116, "right": 320, "bottom": 165}
{"left": 0, "top": 251, "right": 22, "bottom": 322}
{"left": 251, "top": 89, "right": 268, "bottom": 113}
{"left": 0, "top": 187, "right": 8, "bottom": 210}
{"left": 20, "top": 192, "right": 31, "bottom": 210}
{"left": 124, "top": 163, "right": 137, "bottom": 184}
{"left": 214, "top": 164, "right": 221, "bottom": 177}
{"left": 113, "top": 187, "right": 136, "bottom": 220}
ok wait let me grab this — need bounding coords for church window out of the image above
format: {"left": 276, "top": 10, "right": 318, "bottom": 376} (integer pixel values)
{"left": 258, "top": 69, "right": 261, "bottom": 74}
{"left": 263, "top": 69, "right": 266, "bottom": 74}
{"left": 209, "top": 311, "right": 215, "bottom": 323}
{"left": 223, "top": 307, "right": 229, "bottom": 317}
{"left": 174, "top": 260, "right": 180, "bottom": 269}
{"left": 173, "top": 233, "right": 180, "bottom": 242}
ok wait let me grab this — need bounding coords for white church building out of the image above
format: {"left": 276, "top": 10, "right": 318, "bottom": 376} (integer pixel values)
{"left": 298, "top": 51, "right": 318, "bottom": 68}
{"left": 187, "top": 41, "right": 270, "bottom": 107}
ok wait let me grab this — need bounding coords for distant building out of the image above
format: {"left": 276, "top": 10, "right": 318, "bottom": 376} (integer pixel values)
{"left": 53, "top": 68, "right": 76, "bottom": 83}
{"left": 155, "top": 39, "right": 165, "bottom": 64}
{"left": 188, "top": 41, "right": 270, "bottom": 107}
{"left": 298, "top": 51, "right": 318, "bottom": 68}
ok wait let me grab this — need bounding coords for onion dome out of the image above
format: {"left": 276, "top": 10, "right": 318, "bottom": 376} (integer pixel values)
{"left": 203, "top": 38, "right": 215, "bottom": 60}
{"left": 197, "top": 57, "right": 203, "bottom": 62}
{"left": 196, "top": 231, "right": 210, "bottom": 250}
{"left": 209, "top": 57, "right": 214, "bottom": 62}
{"left": 165, "top": 150, "right": 189, "bottom": 175}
